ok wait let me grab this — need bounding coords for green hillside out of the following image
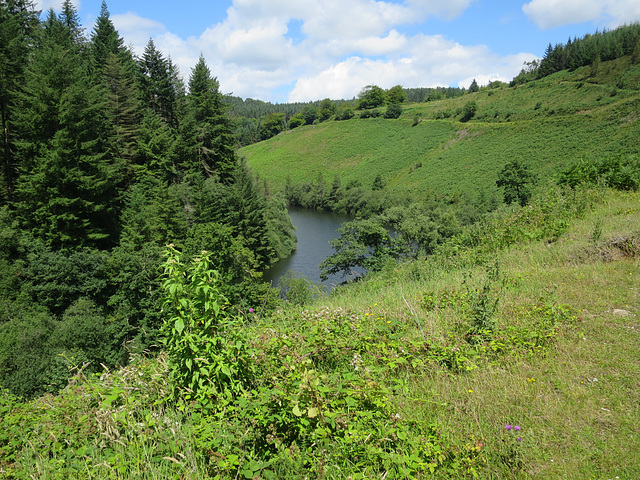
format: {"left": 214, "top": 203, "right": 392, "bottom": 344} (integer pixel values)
{"left": 241, "top": 58, "right": 640, "bottom": 197}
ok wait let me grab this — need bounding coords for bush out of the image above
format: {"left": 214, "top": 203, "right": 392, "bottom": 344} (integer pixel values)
{"left": 384, "top": 103, "right": 402, "bottom": 119}
{"left": 558, "top": 155, "right": 640, "bottom": 191}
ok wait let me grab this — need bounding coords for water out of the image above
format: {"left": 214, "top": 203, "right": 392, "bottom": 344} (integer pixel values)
{"left": 264, "top": 207, "right": 359, "bottom": 289}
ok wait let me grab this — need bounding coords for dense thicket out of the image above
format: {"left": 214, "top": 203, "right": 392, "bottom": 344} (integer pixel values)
{"left": 0, "top": 0, "right": 295, "bottom": 398}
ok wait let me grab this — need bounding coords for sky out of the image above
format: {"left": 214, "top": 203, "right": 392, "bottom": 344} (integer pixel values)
{"left": 35, "top": 0, "right": 640, "bottom": 103}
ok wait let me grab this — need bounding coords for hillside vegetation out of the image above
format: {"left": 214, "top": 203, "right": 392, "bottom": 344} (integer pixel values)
{"left": 2, "top": 185, "right": 638, "bottom": 479}
{"left": 241, "top": 57, "right": 640, "bottom": 198}
{"left": 2, "top": 11, "right": 640, "bottom": 479}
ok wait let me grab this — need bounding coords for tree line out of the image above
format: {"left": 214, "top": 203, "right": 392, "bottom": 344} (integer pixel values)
{"left": 511, "top": 23, "right": 640, "bottom": 85}
{"left": 0, "top": 0, "right": 295, "bottom": 398}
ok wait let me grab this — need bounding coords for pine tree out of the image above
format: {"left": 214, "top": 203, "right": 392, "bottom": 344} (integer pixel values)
{"left": 181, "top": 55, "right": 236, "bottom": 181}
{"left": 0, "top": 0, "right": 39, "bottom": 202}
{"left": 15, "top": 9, "right": 119, "bottom": 248}
{"left": 138, "top": 39, "right": 182, "bottom": 130}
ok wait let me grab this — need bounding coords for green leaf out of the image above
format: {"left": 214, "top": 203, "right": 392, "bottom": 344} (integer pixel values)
{"left": 292, "top": 404, "right": 302, "bottom": 417}
{"left": 174, "top": 318, "right": 185, "bottom": 334}
{"left": 307, "top": 407, "right": 318, "bottom": 418}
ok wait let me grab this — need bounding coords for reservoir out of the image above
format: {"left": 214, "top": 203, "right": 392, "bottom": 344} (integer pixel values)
{"left": 264, "top": 207, "right": 359, "bottom": 289}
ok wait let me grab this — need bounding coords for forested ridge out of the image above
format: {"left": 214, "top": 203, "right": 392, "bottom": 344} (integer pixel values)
{"left": 0, "top": 0, "right": 296, "bottom": 398}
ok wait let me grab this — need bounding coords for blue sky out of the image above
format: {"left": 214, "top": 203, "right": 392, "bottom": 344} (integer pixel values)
{"left": 37, "top": 0, "right": 640, "bottom": 102}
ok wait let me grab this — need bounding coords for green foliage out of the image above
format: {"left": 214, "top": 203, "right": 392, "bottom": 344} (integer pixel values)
{"left": 161, "top": 245, "right": 255, "bottom": 410}
{"left": 384, "top": 103, "right": 403, "bottom": 119}
{"left": 357, "top": 84, "right": 386, "bottom": 109}
{"left": 288, "top": 113, "right": 304, "bottom": 129}
{"left": 385, "top": 85, "right": 407, "bottom": 104}
{"left": 558, "top": 155, "right": 640, "bottom": 191}
{"left": 300, "top": 103, "right": 318, "bottom": 125}
{"left": 318, "top": 98, "right": 336, "bottom": 121}
{"left": 277, "top": 271, "right": 320, "bottom": 306}
{"left": 496, "top": 159, "right": 536, "bottom": 206}
{"left": 259, "top": 112, "right": 285, "bottom": 140}
{"left": 320, "top": 218, "right": 404, "bottom": 280}
{"left": 460, "top": 100, "right": 477, "bottom": 122}
{"left": 529, "top": 23, "right": 640, "bottom": 81}
{"left": 181, "top": 55, "right": 237, "bottom": 181}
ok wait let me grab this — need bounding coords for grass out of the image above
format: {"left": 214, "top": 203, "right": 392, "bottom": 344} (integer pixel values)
{"left": 241, "top": 57, "right": 640, "bottom": 199}
{"left": 2, "top": 187, "right": 638, "bottom": 479}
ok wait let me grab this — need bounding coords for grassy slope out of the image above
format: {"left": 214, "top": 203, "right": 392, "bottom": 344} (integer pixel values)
{"left": 2, "top": 188, "right": 637, "bottom": 479}
{"left": 241, "top": 59, "right": 640, "bottom": 197}
{"left": 319, "top": 188, "right": 640, "bottom": 478}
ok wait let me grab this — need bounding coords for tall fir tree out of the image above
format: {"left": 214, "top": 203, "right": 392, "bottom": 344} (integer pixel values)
{"left": 138, "top": 39, "right": 182, "bottom": 130}
{"left": 15, "top": 7, "right": 119, "bottom": 248}
{"left": 0, "top": 0, "right": 39, "bottom": 202}
{"left": 181, "top": 55, "right": 236, "bottom": 181}
{"left": 89, "top": 1, "right": 125, "bottom": 73}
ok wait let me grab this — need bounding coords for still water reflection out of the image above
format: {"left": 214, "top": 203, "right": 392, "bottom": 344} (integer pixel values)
{"left": 264, "top": 207, "right": 359, "bottom": 289}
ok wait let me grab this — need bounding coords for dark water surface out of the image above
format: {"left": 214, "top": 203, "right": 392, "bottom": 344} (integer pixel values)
{"left": 264, "top": 207, "right": 357, "bottom": 289}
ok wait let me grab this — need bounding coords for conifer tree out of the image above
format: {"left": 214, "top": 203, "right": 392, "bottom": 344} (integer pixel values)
{"left": 15, "top": 9, "right": 119, "bottom": 248}
{"left": 90, "top": 1, "right": 127, "bottom": 74}
{"left": 138, "top": 39, "right": 182, "bottom": 130}
{"left": 0, "top": 0, "right": 39, "bottom": 202}
{"left": 181, "top": 55, "right": 236, "bottom": 181}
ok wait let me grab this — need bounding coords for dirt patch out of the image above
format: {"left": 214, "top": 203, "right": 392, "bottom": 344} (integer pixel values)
{"left": 570, "top": 233, "right": 640, "bottom": 263}
{"left": 443, "top": 129, "right": 480, "bottom": 151}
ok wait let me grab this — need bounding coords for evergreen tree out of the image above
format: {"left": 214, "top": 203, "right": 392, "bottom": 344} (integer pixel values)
{"left": 0, "top": 0, "right": 39, "bottom": 202}
{"left": 181, "top": 55, "right": 236, "bottom": 181}
{"left": 138, "top": 39, "right": 182, "bottom": 130}
{"left": 15, "top": 10, "right": 119, "bottom": 248}
{"left": 226, "top": 160, "right": 275, "bottom": 267}
{"left": 90, "top": 1, "right": 127, "bottom": 74}
{"left": 59, "top": 0, "right": 84, "bottom": 47}
{"left": 102, "top": 52, "right": 142, "bottom": 186}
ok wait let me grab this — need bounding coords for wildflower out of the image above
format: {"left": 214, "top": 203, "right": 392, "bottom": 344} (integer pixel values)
{"left": 505, "top": 425, "right": 512, "bottom": 430}
{"left": 514, "top": 425, "right": 521, "bottom": 431}
{"left": 249, "top": 308, "right": 254, "bottom": 313}
{"left": 468, "top": 389, "right": 473, "bottom": 393}
{"left": 517, "top": 437, "right": 522, "bottom": 442}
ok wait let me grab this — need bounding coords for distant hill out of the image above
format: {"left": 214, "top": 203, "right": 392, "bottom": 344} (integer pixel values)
{"left": 241, "top": 55, "right": 640, "bottom": 199}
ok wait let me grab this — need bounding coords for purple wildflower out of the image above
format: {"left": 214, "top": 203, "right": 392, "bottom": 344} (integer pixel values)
{"left": 517, "top": 437, "right": 522, "bottom": 442}
{"left": 505, "top": 425, "right": 512, "bottom": 430}
{"left": 249, "top": 308, "right": 254, "bottom": 313}
{"left": 514, "top": 425, "right": 521, "bottom": 431}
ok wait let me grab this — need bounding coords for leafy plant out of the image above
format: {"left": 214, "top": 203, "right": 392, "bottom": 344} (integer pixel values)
{"left": 161, "top": 245, "right": 255, "bottom": 411}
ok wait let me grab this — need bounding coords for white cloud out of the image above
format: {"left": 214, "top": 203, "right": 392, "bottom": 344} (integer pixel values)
{"left": 102, "top": 0, "right": 538, "bottom": 102}
{"left": 288, "top": 36, "right": 538, "bottom": 102}
{"left": 522, "top": 0, "right": 640, "bottom": 29}
{"left": 35, "top": 0, "right": 81, "bottom": 13}
{"left": 111, "top": 12, "right": 167, "bottom": 54}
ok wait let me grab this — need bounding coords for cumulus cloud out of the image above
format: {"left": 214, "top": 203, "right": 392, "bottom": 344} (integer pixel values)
{"left": 522, "top": 0, "right": 640, "bottom": 29}
{"left": 111, "top": 12, "right": 167, "bottom": 54}
{"left": 35, "top": 0, "right": 80, "bottom": 12}
{"left": 288, "top": 36, "right": 538, "bottom": 102}
{"left": 103, "top": 0, "right": 539, "bottom": 102}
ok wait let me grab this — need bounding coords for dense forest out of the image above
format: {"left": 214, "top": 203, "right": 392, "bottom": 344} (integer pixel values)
{"left": 0, "top": 0, "right": 297, "bottom": 398}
